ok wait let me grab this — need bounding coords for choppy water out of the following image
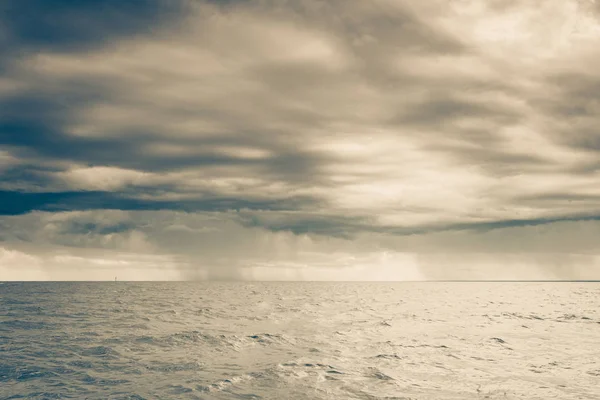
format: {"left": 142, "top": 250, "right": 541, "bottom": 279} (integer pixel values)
{"left": 1, "top": 282, "right": 599, "bottom": 399}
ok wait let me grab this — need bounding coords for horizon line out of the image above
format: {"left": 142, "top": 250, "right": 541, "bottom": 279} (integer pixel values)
{"left": 1, "top": 280, "right": 599, "bottom": 283}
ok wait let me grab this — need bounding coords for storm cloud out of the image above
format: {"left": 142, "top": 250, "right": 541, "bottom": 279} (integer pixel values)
{"left": 1, "top": 0, "right": 599, "bottom": 280}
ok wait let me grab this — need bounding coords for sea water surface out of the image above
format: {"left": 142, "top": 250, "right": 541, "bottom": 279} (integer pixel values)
{"left": 1, "top": 282, "right": 599, "bottom": 399}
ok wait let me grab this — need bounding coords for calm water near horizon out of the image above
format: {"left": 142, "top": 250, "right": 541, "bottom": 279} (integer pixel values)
{"left": 1, "top": 282, "right": 599, "bottom": 399}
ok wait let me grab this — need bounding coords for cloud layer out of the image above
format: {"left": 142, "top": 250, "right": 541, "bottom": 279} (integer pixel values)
{"left": 1, "top": 0, "right": 600, "bottom": 280}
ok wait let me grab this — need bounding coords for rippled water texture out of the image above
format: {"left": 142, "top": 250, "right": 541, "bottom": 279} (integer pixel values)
{"left": 1, "top": 282, "right": 599, "bottom": 399}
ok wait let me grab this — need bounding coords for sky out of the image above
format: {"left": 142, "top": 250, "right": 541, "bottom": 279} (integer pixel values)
{"left": 1, "top": 0, "right": 600, "bottom": 281}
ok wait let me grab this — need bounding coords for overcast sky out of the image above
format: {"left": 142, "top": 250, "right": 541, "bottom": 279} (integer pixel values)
{"left": 1, "top": 0, "right": 600, "bottom": 280}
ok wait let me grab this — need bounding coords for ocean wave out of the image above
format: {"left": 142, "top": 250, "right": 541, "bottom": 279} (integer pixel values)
{"left": 1, "top": 282, "right": 598, "bottom": 399}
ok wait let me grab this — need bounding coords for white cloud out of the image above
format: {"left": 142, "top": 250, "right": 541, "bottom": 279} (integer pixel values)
{"left": 56, "top": 166, "right": 150, "bottom": 191}
{"left": 0, "top": 150, "right": 19, "bottom": 172}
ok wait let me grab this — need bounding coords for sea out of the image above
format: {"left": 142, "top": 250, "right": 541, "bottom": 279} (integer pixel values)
{"left": 0, "top": 282, "right": 598, "bottom": 399}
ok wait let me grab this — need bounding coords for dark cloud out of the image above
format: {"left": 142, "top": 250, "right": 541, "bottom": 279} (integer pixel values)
{"left": 65, "top": 221, "right": 135, "bottom": 236}
{"left": 0, "top": 93, "right": 329, "bottom": 178}
{"left": 0, "top": 164, "right": 63, "bottom": 191}
{"left": 531, "top": 73, "right": 600, "bottom": 152}
{"left": 238, "top": 212, "right": 374, "bottom": 239}
{"left": 568, "top": 160, "right": 600, "bottom": 175}
{"left": 440, "top": 213, "right": 600, "bottom": 233}
{"left": 0, "top": 90, "right": 150, "bottom": 167}
{"left": 233, "top": 206, "right": 600, "bottom": 240}
{"left": 0, "top": 190, "right": 321, "bottom": 216}
{"left": 397, "top": 95, "right": 522, "bottom": 129}
{"left": 514, "top": 192, "right": 600, "bottom": 203}
{"left": 423, "top": 141, "right": 554, "bottom": 177}
{"left": 0, "top": 0, "right": 470, "bottom": 186}
{"left": 0, "top": 0, "right": 186, "bottom": 69}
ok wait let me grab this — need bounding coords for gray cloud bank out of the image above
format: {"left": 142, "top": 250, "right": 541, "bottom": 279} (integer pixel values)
{"left": 1, "top": 0, "right": 600, "bottom": 280}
